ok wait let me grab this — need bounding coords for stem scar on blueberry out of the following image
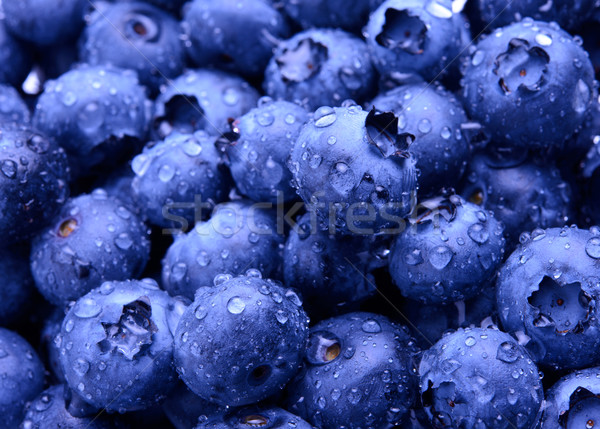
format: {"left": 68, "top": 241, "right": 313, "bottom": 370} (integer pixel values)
{"left": 58, "top": 218, "right": 78, "bottom": 237}
{"left": 242, "top": 414, "right": 268, "bottom": 426}
{"left": 365, "top": 108, "right": 413, "bottom": 159}
{"left": 375, "top": 8, "right": 426, "bottom": 55}
{"left": 493, "top": 38, "right": 550, "bottom": 94}
{"left": 248, "top": 364, "right": 272, "bottom": 386}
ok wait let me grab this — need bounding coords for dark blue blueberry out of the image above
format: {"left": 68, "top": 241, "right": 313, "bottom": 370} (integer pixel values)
{"left": 131, "top": 131, "right": 231, "bottom": 229}
{"left": 58, "top": 278, "right": 186, "bottom": 412}
{"left": 281, "top": 0, "right": 372, "bottom": 32}
{"left": 3, "top": 0, "right": 87, "bottom": 46}
{"left": 163, "top": 383, "right": 225, "bottom": 429}
{"left": 195, "top": 405, "right": 315, "bottom": 429}
{"left": 366, "top": 0, "right": 466, "bottom": 81}
{"left": 40, "top": 308, "right": 66, "bottom": 384}
{"left": 183, "top": 0, "right": 289, "bottom": 78}
{"left": 174, "top": 273, "right": 309, "bottom": 406}
{"left": 0, "top": 328, "right": 45, "bottom": 428}
{"left": 0, "top": 20, "right": 32, "bottom": 87}
{"left": 461, "top": 19, "right": 595, "bottom": 150}
{"left": 367, "top": 82, "right": 471, "bottom": 197}
{"left": 474, "top": 0, "right": 597, "bottom": 31}
{"left": 0, "top": 123, "right": 70, "bottom": 245}
{"left": 264, "top": 29, "right": 377, "bottom": 111}
{"left": 30, "top": 189, "right": 150, "bottom": 305}
{"left": 33, "top": 65, "right": 151, "bottom": 176}
{"left": 80, "top": 1, "right": 185, "bottom": 93}
{"left": 0, "top": 84, "right": 30, "bottom": 123}
{"left": 0, "top": 246, "right": 35, "bottom": 326}
{"left": 389, "top": 195, "right": 505, "bottom": 304}
{"left": 20, "top": 385, "right": 119, "bottom": 429}
{"left": 460, "top": 149, "right": 574, "bottom": 245}
{"left": 286, "top": 312, "right": 418, "bottom": 428}
{"left": 419, "top": 327, "right": 543, "bottom": 428}
{"left": 162, "top": 200, "right": 283, "bottom": 300}
{"left": 540, "top": 366, "right": 600, "bottom": 428}
{"left": 289, "top": 104, "right": 418, "bottom": 235}
{"left": 153, "top": 69, "right": 260, "bottom": 140}
{"left": 137, "top": 0, "right": 188, "bottom": 13}
{"left": 283, "top": 212, "right": 376, "bottom": 318}
{"left": 225, "top": 98, "right": 309, "bottom": 203}
{"left": 496, "top": 226, "right": 600, "bottom": 370}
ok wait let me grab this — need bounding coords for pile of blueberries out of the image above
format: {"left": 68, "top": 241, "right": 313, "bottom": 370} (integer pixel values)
{"left": 1, "top": 0, "right": 600, "bottom": 427}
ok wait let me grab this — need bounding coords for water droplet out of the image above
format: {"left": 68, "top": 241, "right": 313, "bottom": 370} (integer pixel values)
{"left": 171, "top": 263, "right": 187, "bottom": 281}
{"left": 0, "top": 159, "right": 17, "bottom": 178}
{"left": 347, "top": 388, "right": 362, "bottom": 404}
{"left": 404, "top": 249, "right": 424, "bottom": 266}
{"left": 465, "top": 336, "right": 476, "bottom": 346}
{"left": 362, "top": 319, "right": 382, "bottom": 333}
{"left": 64, "top": 319, "right": 74, "bottom": 332}
{"left": 181, "top": 138, "right": 203, "bottom": 156}
{"left": 440, "top": 358, "right": 462, "bottom": 374}
{"left": 331, "top": 388, "right": 341, "bottom": 400}
{"left": 471, "top": 50, "right": 485, "bottom": 66}
{"left": 327, "top": 136, "right": 337, "bottom": 145}
{"left": 573, "top": 79, "right": 591, "bottom": 114}
{"left": 132, "top": 154, "right": 151, "bottom": 176}
{"left": 429, "top": 246, "right": 453, "bottom": 269}
{"left": 78, "top": 102, "right": 104, "bottom": 133}
{"left": 317, "top": 396, "right": 327, "bottom": 409}
{"left": 534, "top": 33, "right": 552, "bottom": 46}
{"left": 309, "top": 154, "right": 322, "bottom": 169}
{"left": 73, "top": 298, "right": 102, "bottom": 318}
{"left": 418, "top": 118, "right": 432, "bottom": 134}
{"left": 62, "top": 91, "right": 77, "bottom": 106}
{"left": 496, "top": 341, "right": 519, "bottom": 363}
{"left": 468, "top": 223, "right": 489, "bottom": 244}
{"left": 73, "top": 358, "right": 90, "bottom": 376}
{"left": 222, "top": 87, "right": 239, "bottom": 106}
{"left": 426, "top": 0, "right": 453, "bottom": 18}
{"left": 586, "top": 237, "right": 600, "bottom": 259}
{"left": 227, "top": 296, "right": 245, "bottom": 314}
{"left": 114, "top": 233, "right": 133, "bottom": 250}
{"left": 284, "top": 113, "right": 296, "bottom": 124}
{"left": 440, "top": 127, "right": 451, "bottom": 140}
{"left": 314, "top": 106, "right": 337, "bottom": 127}
{"left": 195, "top": 305, "right": 208, "bottom": 320}
{"left": 276, "top": 310, "right": 289, "bottom": 324}
{"left": 257, "top": 112, "right": 274, "bottom": 126}
{"left": 330, "top": 162, "right": 355, "bottom": 196}
{"left": 158, "top": 164, "right": 175, "bottom": 182}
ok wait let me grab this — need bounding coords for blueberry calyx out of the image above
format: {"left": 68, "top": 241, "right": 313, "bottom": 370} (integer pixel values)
{"left": 125, "top": 11, "right": 160, "bottom": 42}
{"left": 98, "top": 296, "right": 158, "bottom": 360}
{"left": 558, "top": 387, "right": 600, "bottom": 427}
{"left": 275, "top": 38, "right": 328, "bottom": 83}
{"left": 412, "top": 197, "right": 458, "bottom": 226}
{"left": 365, "top": 108, "right": 413, "bottom": 159}
{"left": 494, "top": 38, "right": 550, "bottom": 94}
{"left": 375, "top": 8, "right": 427, "bottom": 55}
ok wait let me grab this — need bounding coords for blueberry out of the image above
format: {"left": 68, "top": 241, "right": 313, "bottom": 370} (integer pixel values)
{"left": 367, "top": 82, "right": 471, "bottom": 197}
{"left": 162, "top": 200, "right": 282, "bottom": 300}
{"left": 461, "top": 18, "right": 596, "bottom": 150}
{"left": 163, "top": 383, "right": 225, "bottom": 429}
{"left": 419, "top": 327, "right": 543, "bottom": 428}
{"left": 225, "top": 98, "right": 309, "bottom": 203}
{"left": 540, "top": 366, "right": 600, "bottom": 428}
{"left": 366, "top": 0, "right": 466, "bottom": 82}
{"left": 286, "top": 312, "right": 418, "bottom": 428}
{"left": 0, "top": 20, "right": 32, "bottom": 87}
{"left": 0, "top": 328, "right": 45, "bottom": 428}
{"left": 80, "top": 1, "right": 186, "bottom": 93}
{"left": 3, "top": 0, "right": 87, "bottom": 46}
{"left": 20, "top": 385, "right": 118, "bottom": 429}
{"left": 389, "top": 195, "right": 505, "bottom": 304}
{"left": 0, "top": 123, "right": 70, "bottom": 245}
{"left": 281, "top": 0, "right": 373, "bottom": 32}
{"left": 0, "top": 246, "right": 35, "bottom": 326}
{"left": 183, "top": 0, "right": 289, "bottom": 78}
{"left": 40, "top": 308, "right": 66, "bottom": 384}
{"left": 289, "top": 104, "right": 417, "bottom": 235}
{"left": 33, "top": 65, "right": 151, "bottom": 176}
{"left": 460, "top": 149, "right": 574, "bottom": 245}
{"left": 264, "top": 29, "right": 377, "bottom": 110}
{"left": 30, "top": 189, "right": 150, "bottom": 305}
{"left": 131, "top": 131, "right": 231, "bottom": 229}
{"left": 496, "top": 226, "right": 600, "bottom": 370}
{"left": 195, "top": 405, "right": 315, "bottom": 429}
{"left": 153, "top": 69, "right": 260, "bottom": 139}
{"left": 58, "top": 278, "right": 186, "bottom": 412}
{"left": 0, "top": 84, "right": 30, "bottom": 123}
{"left": 174, "top": 273, "right": 309, "bottom": 406}
{"left": 283, "top": 212, "right": 376, "bottom": 318}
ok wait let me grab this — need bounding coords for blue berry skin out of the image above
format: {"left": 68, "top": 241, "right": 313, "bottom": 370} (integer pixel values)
{"left": 30, "top": 189, "right": 150, "bottom": 306}
{"left": 194, "top": 406, "right": 315, "bottom": 429}
{"left": 137, "top": 0, "right": 188, "bottom": 13}
{"left": 80, "top": 2, "right": 185, "bottom": 93}
{"left": 540, "top": 367, "right": 600, "bottom": 428}
{"left": 163, "top": 383, "right": 225, "bottom": 429}
{"left": 264, "top": 29, "right": 377, "bottom": 111}
{"left": 286, "top": 312, "right": 418, "bottom": 428}
{"left": 283, "top": 212, "right": 376, "bottom": 318}
{"left": 475, "top": 0, "right": 597, "bottom": 32}
{"left": 40, "top": 309, "right": 66, "bottom": 384}
{"left": 20, "top": 385, "right": 117, "bottom": 429}
{"left": 58, "top": 279, "right": 186, "bottom": 412}
{"left": 3, "top": 0, "right": 87, "bottom": 46}
{"left": 0, "top": 84, "right": 30, "bottom": 123}
{"left": 0, "top": 21, "right": 32, "bottom": 87}
{"left": 461, "top": 19, "right": 596, "bottom": 150}
{"left": 496, "top": 226, "right": 600, "bottom": 370}
{"left": 33, "top": 66, "right": 151, "bottom": 176}
{"left": 281, "top": 0, "right": 372, "bottom": 32}
{"left": 289, "top": 105, "right": 418, "bottom": 235}
{"left": 162, "top": 201, "right": 283, "bottom": 300}
{"left": 389, "top": 195, "right": 505, "bottom": 304}
{"left": 225, "top": 98, "right": 309, "bottom": 203}
{"left": 367, "top": 82, "right": 471, "bottom": 197}
{"left": 365, "top": 0, "right": 465, "bottom": 82}
{"left": 0, "top": 246, "right": 35, "bottom": 326}
{"left": 131, "top": 131, "right": 231, "bottom": 229}
{"left": 183, "top": 0, "right": 289, "bottom": 78}
{"left": 460, "top": 150, "right": 574, "bottom": 245}
{"left": 153, "top": 69, "right": 260, "bottom": 140}
{"left": 0, "top": 124, "right": 70, "bottom": 245}
{"left": 419, "top": 327, "right": 543, "bottom": 428}
{"left": 0, "top": 328, "right": 45, "bottom": 428}
{"left": 174, "top": 273, "right": 309, "bottom": 406}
